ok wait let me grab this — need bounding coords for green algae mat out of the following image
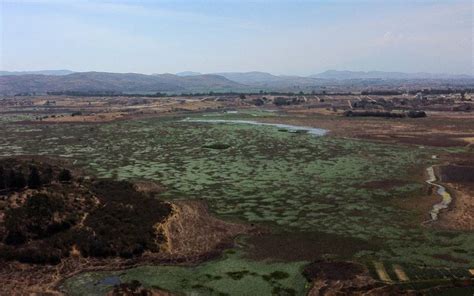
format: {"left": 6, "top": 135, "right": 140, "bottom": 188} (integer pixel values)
{"left": 0, "top": 112, "right": 473, "bottom": 295}
{"left": 62, "top": 250, "right": 309, "bottom": 296}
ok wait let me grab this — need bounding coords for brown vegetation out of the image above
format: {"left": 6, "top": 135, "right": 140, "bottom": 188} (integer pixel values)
{"left": 160, "top": 200, "right": 253, "bottom": 259}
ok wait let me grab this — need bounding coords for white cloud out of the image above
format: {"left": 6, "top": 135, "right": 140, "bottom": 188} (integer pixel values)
{"left": 379, "top": 31, "right": 404, "bottom": 46}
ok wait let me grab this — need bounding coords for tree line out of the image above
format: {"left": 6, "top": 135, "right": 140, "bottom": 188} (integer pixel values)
{"left": 0, "top": 165, "right": 72, "bottom": 192}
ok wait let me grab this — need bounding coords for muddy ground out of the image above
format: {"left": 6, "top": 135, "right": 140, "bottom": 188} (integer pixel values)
{"left": 434, "top": 165, "right": 474, "bottom": 231}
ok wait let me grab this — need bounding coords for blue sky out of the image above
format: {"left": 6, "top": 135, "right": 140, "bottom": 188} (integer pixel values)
{"left": 1, "top": 0, "right": 472, "bottom": 75}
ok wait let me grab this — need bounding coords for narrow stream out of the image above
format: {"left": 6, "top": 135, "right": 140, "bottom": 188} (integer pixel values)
{"left": 181, "top": 118, "right": 328, "bottom": 136}
{"left": 426, "top": 166, "right": 452, "bottom": 221}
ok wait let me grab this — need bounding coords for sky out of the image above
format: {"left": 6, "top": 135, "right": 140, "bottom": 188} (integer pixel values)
{"left": 0, "top": 0, "right": 472, "bottom": 75}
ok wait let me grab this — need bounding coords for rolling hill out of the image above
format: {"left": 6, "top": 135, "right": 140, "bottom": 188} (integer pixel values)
{"left": 1, "top": 69, "right": 472, "bottom": 95}
{"left": 0, "top": 72, "right": 244, "bottom": 95}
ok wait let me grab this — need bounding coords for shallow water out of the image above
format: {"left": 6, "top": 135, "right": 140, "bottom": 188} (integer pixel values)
{"left": 98, "top": 276, "right": 121, "bottom": 286}
{"left": 182, "top": 118, "right": 328, "bottom": 136}
{"left": 426, "top": 166, "right": 452, "bottom": 221}
{"left": 61, "top": 250, "right": 309, "bottom": 296}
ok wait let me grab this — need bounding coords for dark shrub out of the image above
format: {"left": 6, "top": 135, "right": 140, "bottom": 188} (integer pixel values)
{"left": 274, "top": 97, "right": 290, "bottom": 106}
{"left": 27, "top": 166, "right": 41, "bottom": 189}
{"left": 80, "top": 180, "right": 172, "bottom": 258}
{"left": 203, "top": 143, "right": 231, "bottom": 150}
{"left": 7, "top": 170, "right": 26, "bottom": 189}
{"left": 58, "top": 169, "right": 72, "bottom": 182}
{"left": 81, "top": 199, "right": 170, "bottom": 258}
{"left": 343, "top": 110, "right": 405, "bottom": 118}
{"left": 253, "top": 98, "right": 264, "bottom": 106}
{"left": 407, "top": 110, "right": 427, "bottom": 118}
{"left": 0, "top": 166, "right": 5, "bottom": 190}
{"left": 4, "top": 193, "right": 66, "bottom": 243}
{"left": 42, "top": 166, "right": 54, "bottom": 184}
{"left": 1, "top": 168, "right": 173, "bottom": 264}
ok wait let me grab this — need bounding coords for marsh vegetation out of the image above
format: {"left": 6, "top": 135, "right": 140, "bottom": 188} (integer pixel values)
{"left": 0, "top": 110, "right": 472, "bottom": 295}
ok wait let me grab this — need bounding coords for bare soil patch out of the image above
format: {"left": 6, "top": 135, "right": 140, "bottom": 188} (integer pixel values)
{"left": 439, "top": 165, "right": 474, "bottom": 182}
{"left": 264, "top": 111, "right": 474, "bottom": 148}
{"left": 434, "top": 183, "right": 474, "bottom": 231}
{"left": 429, "top": 160, "right": 474, "bottom": 231}
{"left": 159, "top": 200, "right": 253, "bottom": 260}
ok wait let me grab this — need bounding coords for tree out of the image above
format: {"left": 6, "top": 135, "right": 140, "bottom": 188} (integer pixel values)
{"left": 274, "top": 97, "right": 290, "bottom": 106}
{"left": 407, "top": 110, "right": 427, "bottom": 118}
{"left": 239, "top": 94, "right": 246, "bottom": 100}
{"left": 28, "top": 166, "right": 41, "bottom": 189}
{"left": 58, "top": 169, "right": 72, "bottom": 182}
{"left": 15, "top": 171, "right": 26, "bottom": 189}
{"left": 43, "top": 166, "right": 54, "bottom": 184}
{"left": 7, "top": 170, "right": 26, "bottom": 190}
{"left": 254, "top": 98, "right": 264, "bottom": 106}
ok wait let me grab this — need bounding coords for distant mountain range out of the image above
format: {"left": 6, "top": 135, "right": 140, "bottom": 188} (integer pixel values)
{"left": 175, "top": 71, "right": 202, "bottom": 77}
{"left": 178, "top": 70, "right": 472, "bottom": 83}
{"left": 214, "top": 72, "right": 283, "bottom": 84}
{"left": 0, "top": 72, "right": 242, "bottom": 95}
{"left": 0, "top": 70, "right": 471, "bottom": 95}
{"left": 309, "top": 70, "right": 473, "bottom": 80}
{"left": 0, "top": 70, "right": 74, "bottom": 76}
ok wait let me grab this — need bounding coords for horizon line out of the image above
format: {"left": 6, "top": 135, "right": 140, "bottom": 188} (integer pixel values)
{"left": 1, "top": 69, "right": 472, "bottom": 77}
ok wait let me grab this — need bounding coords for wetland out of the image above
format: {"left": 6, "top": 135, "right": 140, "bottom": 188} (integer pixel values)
{"left": 0, "top": 104, "right": 473, "bottom": 295}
